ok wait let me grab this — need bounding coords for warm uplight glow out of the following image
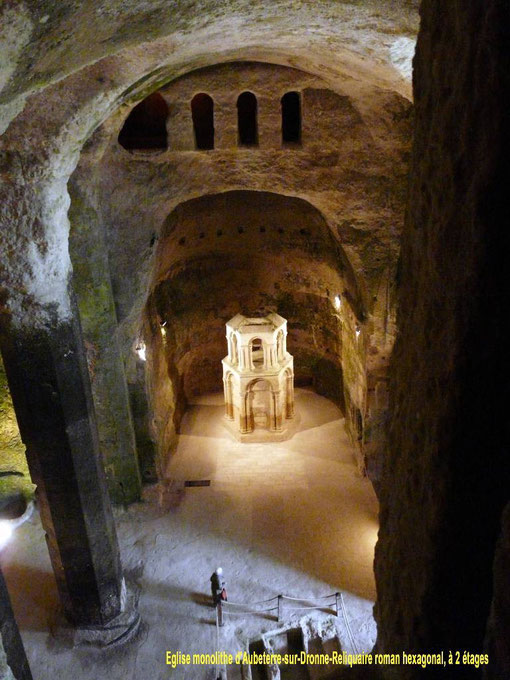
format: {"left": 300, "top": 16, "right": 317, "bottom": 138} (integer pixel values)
{"left": 355, "top": 326, "right": 361, "bottom": 339}
{"left": 334, "top": 295, "right": 341, "bottom": 310}
{"left": 0, "top": 521, "right": 13, "bottom": 548}
{"left": 136, "top": 342, "right": 147, "bottom": 361}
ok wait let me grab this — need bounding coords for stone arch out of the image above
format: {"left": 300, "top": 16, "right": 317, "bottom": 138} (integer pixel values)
{"left": 245, "top": 378, "right": 273, "bottom": 431}
{"left": 155, "top": 190, "right": 364, "bottom": 313}
{"left": 250, "top": 336, "right": 264, "bottom": 369}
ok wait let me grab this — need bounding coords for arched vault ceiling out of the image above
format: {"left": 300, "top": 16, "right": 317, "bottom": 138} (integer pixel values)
{"left": 0, "top": 0, "right": 418, "bottom": 136}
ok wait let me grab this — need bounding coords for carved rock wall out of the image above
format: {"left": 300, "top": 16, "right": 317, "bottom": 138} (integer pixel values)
{"left": 374, "top": 2, "right": 510, "bottom": 677}
{"left": 87, "top": 61, "right": 410, "bottom": 472}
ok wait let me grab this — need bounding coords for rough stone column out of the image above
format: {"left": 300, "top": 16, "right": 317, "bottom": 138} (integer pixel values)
{"left": 272, "top": 391, "right": 282, "bottom": 431}
{"left": 239, "top": 389, "right": 251, "bottom": 433}
{"left": 0, "top": 568, "right": 32, "bottom": 680}
{"left": 374, "top": 1, "right": 510, "bottom": 677}
{"left": 69, "top": 172, "right": 141, "bottom": 505}
{"left": 0, "top": 293, "right": 135, "bottom": 633}
{"left": 285, "top": 374, "right": 294, "bottom": 419}
{"left": 222, "top": 376, "right": 233, "bottom": 419}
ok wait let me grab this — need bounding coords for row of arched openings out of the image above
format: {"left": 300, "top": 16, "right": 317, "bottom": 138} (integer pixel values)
{"left": 119, "top": 91, "right": 301, "bottom": 151}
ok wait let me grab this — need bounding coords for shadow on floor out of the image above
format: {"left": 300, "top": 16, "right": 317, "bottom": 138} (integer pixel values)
{"left": 1, "top": 562, "right": 59, "bottom": 631}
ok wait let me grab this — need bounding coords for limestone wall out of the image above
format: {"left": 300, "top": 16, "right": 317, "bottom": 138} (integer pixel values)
{"left": 82, "top": 60, "right": 410, "bottom": 472}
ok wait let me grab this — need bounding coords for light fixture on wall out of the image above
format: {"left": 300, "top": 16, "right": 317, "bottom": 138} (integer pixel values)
{"left": 334, "top": 295, "right": 342, "bottom": 310}
{"left": 160, "top": 321, "right": 167, "bottom": 338}
{"left": 135, "top": 342, "right": 146, "bottom": 361}
{"left": 355, "top": 325, "right": 361, "bottom": 339}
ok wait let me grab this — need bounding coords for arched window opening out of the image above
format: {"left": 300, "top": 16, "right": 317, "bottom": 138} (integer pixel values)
{"left": 237, "top": 92, "right": 258, "bottom": 146}
{"left": 281, "top": 91, "right": 301, "bottom": 144}
{"left": 191, "top": 93, "right": 214, "bottom": 150}
{"left": 248, "top": 379, "right": 271, "bottom": 430}
{"left": 251, "top": 337, "right": 264, "bottom": 368}
{"left": 118, "top": 92, "right": 168, "bottom": 151}
{"left": 231, "top": 334, "right": 239, "bottom": 365}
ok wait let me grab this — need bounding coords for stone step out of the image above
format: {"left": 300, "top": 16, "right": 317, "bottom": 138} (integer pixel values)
{"left": 306, "top": 634, "right": 342, "bottom": 680}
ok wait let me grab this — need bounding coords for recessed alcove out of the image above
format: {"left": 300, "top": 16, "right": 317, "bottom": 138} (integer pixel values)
{"left": 143, "top": 189, "right": 365, "bottom": 472}
{"left": 118, "top": 92, "right": 168, "bottom": 151}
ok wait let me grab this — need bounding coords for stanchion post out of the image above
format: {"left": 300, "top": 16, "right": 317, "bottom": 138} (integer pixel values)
{"left": 217, "top": 601, "right": 224, "bottom": 627}
{"left": 277, "top": 595, "right": 283, "bottom": 623}
{"left": 335, "top": 592, "right": 340, "bottom": 617}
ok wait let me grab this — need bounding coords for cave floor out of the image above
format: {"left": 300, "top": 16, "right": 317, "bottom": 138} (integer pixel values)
{"left": 1, "top": 388, "right": 378, "bottom": 680}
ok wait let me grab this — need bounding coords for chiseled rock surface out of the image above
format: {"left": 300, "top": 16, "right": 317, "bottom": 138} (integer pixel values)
{"left": 0, "top": 1, "right": 418, "bottom": 131}
{"left": 375, "top": 1, "right": 510, "bottom": 677}
{"left": 78, "top": 60, "right": 410, "bottom": 474}
{"left": 0, "top": 5, "right": 416, "bottom": 482}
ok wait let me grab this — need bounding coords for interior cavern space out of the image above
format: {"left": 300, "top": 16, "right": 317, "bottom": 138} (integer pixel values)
{"left": 1, "top": 1, "right": 510, "bottom": 679}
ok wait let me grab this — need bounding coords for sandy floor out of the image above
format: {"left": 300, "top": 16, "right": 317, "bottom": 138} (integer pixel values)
{"left": 0, "top": 388, "right": 378, "bottom": 679}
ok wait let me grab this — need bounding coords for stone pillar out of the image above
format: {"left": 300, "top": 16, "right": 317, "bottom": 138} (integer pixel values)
{"left": 374, "top": 1, "right": 510, "bottom": 674}
{"left": 223, "top": 376, "right": 234, "bottom": 420}
{"left": 239, "top": 389, "right": 251, "bottom": 434}
{"left": 0, "top": 294, "right": 137, "bottom": 637}
{"left": 0, "top": 568, "right": 32, "bottom": 680}
{"left": 231, "top": 335, "right": 238, "bottom": 365}
{"left": 69, "top": 175, "right": 141, "bottom": 505}
{"left": 486, "top": 502, "right": 510, "bottom": 679}
{"left": 222, "top": 377, "right": 229, "bottom": 418}
{"left": 286, "top": 374, "right": 295, "bottom": 419}
{"left": 263, "top": 343, "right": 270, "bottom": 369}
{"left": 239, "top": 346, "right": 248, "bottom": 371}
{"left": 272, "top": 391, "right": 282, "bottom": 431}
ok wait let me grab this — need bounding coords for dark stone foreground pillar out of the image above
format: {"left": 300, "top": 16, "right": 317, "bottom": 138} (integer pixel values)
{"left": 0, "top": 294, "right": 138, "bottom": 640}
{"left": 0, "top": 568, "right": 32, "bottom": 680}
{"left": 374, "top": 1, "right": 510, "bottom": 677}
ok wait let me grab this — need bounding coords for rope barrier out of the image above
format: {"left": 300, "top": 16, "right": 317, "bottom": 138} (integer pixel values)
{"left": 339, "top": 592, "right": 359, "bottom": 655}
{"left": 223, "top": 606, "right": 278, "bottom": 613}
{"left": 222, "top": 600, "right": 276, "bottom": 611}
{"left": 280, "top": 594, "right": 336, "bottom": 603}
{"left": 219, "top": 610, "right": 278, "bottom": 617}
{"left": 219, "top": 590, "right": 341, "bottom": 625}
{"left": 215, "top": 589, "right": 360, "bottom": 663}
{"left": 282, "top": 605, "right": 334, "bottom": 611}
{"left": 223, "top": 597, "right": 279, "bottom": 607}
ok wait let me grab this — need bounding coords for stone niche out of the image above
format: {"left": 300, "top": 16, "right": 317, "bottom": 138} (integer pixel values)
{"left": 222, "top": 313, "right": 295, "bottom": 442}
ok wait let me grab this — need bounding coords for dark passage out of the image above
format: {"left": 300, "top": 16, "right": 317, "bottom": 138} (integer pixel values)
{"left": 237, "top": 91, "right": 258, "bottom": 146}
{"left": 191, "top": 93, "right": 215, "bottom": 150}
{"left": 118, "top": 92, "right": 168, "bottom": 150}
{"left": 281, "top": 91, "right": 301, "bottom": 144}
